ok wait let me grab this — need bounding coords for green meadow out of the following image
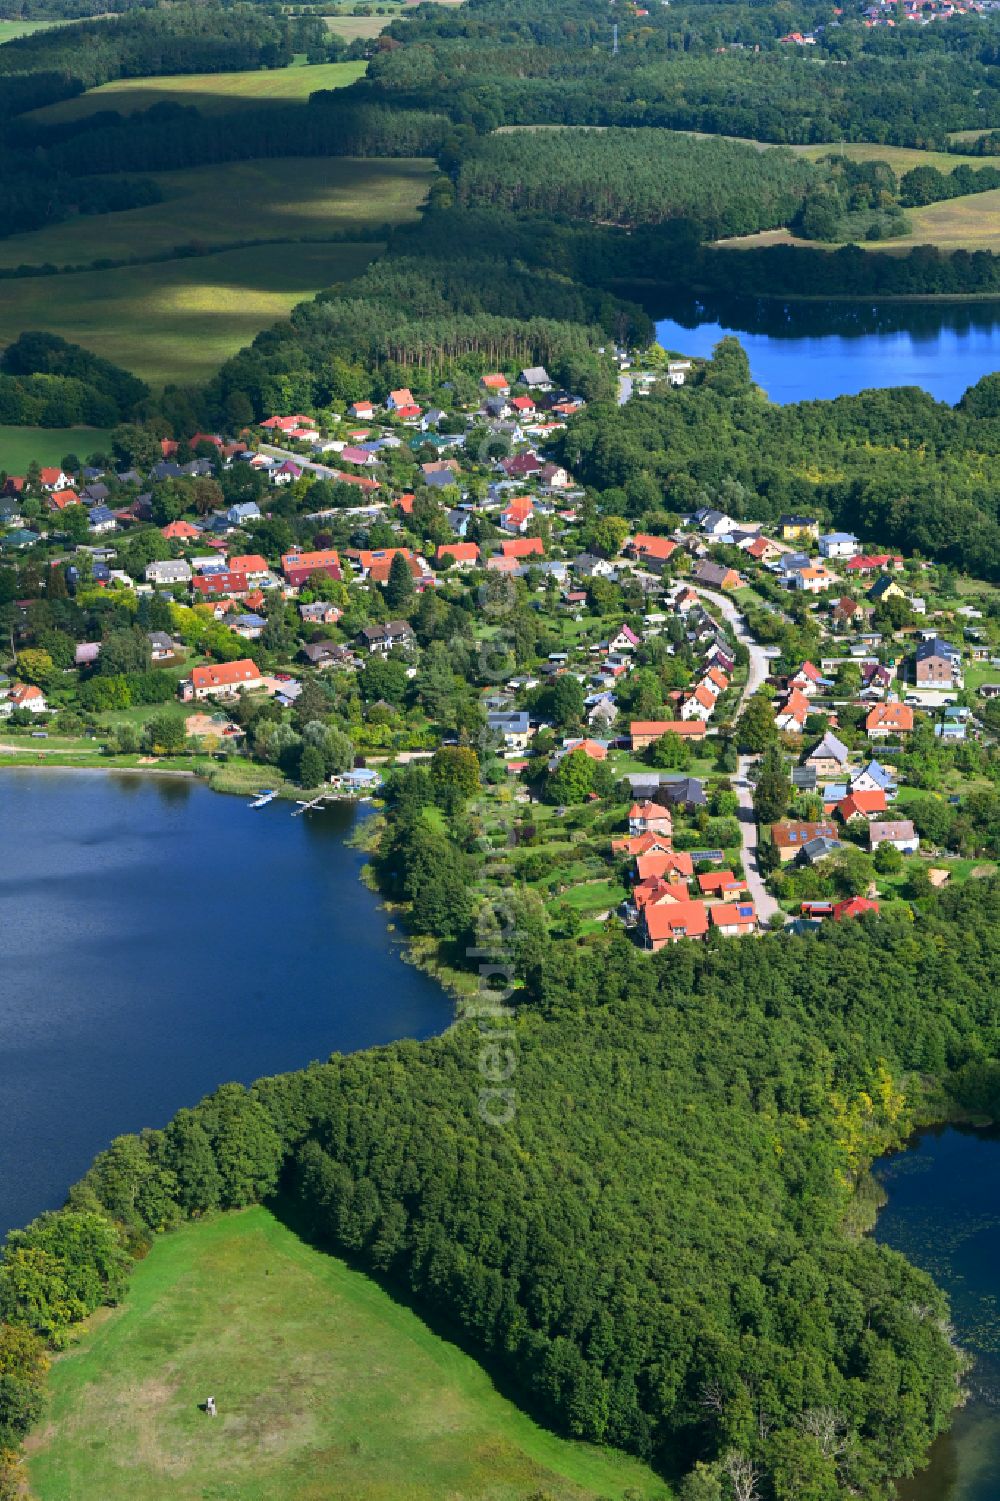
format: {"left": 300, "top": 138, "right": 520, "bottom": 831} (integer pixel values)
{"left": 27, "top": 1207, "right": 667, "bottom": 1501}
{"left": 0, "top": 426, "right": 115, "bottom": 472}
{"left": 27, "top": 58, "right": 366, "bottom": 124}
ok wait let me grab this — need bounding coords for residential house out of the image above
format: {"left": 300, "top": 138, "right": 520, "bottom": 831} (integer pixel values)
{"left": 192, "top": 572, "right": 252, "bottom": 600}
{"left": 869, "top": 819, "right": 919, "bottom": 853}
{"left": 660, "top": 777, "right": 707, "bottom": 811}
{"left": 640, "top": 899, "right": 710, "bottom": 948}
{"left": 501, "top": 495, "right": 534, "bottom": 533}
{"left": 573, "top": 553, "right": 616, "bottom": 580}
{"left": 775, "top": 688, "right": 810, "bottom": 733}
{"left": 8, "top": 683, "right": 47, "bottom": 713}
{"left": 501, "top": 536, "right": 544, "bottom": 560}
{"left": 779, "top": 515, "right": 819, "bottom": 541}
{"left": 38, "top": 467, "right": 71, "bottom": 492}
{"left": 386, "top": 387, "right": 416, "bottom": 412}
{"left": 609, "top": 624, "right": 641, "bottom": 653}
{"left": 359, "top": 621, "right": 415, "bottom": 656}
{"left": 680, "top": 682, "right": 717, "bottom": 722}
{"left": 698, "top": 871, "right": 747, "bottom": 901}
{"left": 833, "top": 896, "right": 880, "bottom": 921}
{"left": 867, "top": 574, "right": 905, "bottom": 606}
{"left": 819, "top": 531, "right": 859, "bottom": 559}
{"left": 228, "top": 553, "right": 270, "bottom": 582}
{"left": 667, "top": 360, "right": 692, "bottom": 386}
{"left": 801, "top": 835, "right": 844, "bottom": 864}
{"left": 437, "top": 541, "right": 481, "bottom": 568}
{"left": 183, "top": 659, "right": 263, "bottom": 701}
{"left": 851, "top": 760, "right": 897, "bottom": 798}
{"left": 226, "top": 502, "right": 261, "bottom": 525}
{"left": 74, "top": 642, "right": 100, "bottom": 667}
{"left": 866, "top": 702, "right": 914, "bottom": 737}
{"left": 790, "top": 661, "right": 828, "bottom": 696}
{"left": 692, "top": 561, "right": 740, "bottom": 591}
{"left": 145, "top": 560, "right": 192, "bottom": 586}
{"left": 519, "top": 365, "right": 553, "bottom": 390}
{"left": 629, "top": 800, "right": 673, "bottom": 837}
{"left": 833, "top": 789, "right": 888, "bottom": 824}
{"left": 805, "top": 731, "right": 850, "bottom": 779}
{"left": 626, "top": 533, "right": 678, "bottom": 570}
{"left": 635, "top": 849, "right": 695, "bottom": 883}
{"left": 301, "top": 640, "right": 351, "bottom": 668}
{"left": 299, "top": 601, "right": 342, "bottom": 626}
{"left": 630, "top": 719, "right": 706, "bottom": 750}
{"left": 162, "top": 520, "right": 200, "bottom": 541}
{"left": 348, "top": 401, "right": 375, "bottom": 420}
{"left": 480, "top": 373, "right": 511, "bottom": 397}
{"left": 771, "top": 820, "right": 838, "bottom": 862}
{"left": 147, "top": 631, "right": 176, "bottom": 662}
{"left": 914, "top": 636, "right": 963, "bottom": 687}
{"left": 744, "top": 534, "right": 782, "bottom": 564}
{"left": 487, "top": 710, "right": 532, "bottom": 750}
{"left": 710, "top": 901, "right": 758, "bottom": 935}
{"left": 231, "top": 613, "right": 266, "bottom": 640}
{"left": 281, "top": 549, "right": 342, "bottom": 589}
{"left": 87, "top": 506, "right": 116, "bottom": 534}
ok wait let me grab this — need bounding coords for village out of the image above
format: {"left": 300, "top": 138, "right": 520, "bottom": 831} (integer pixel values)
{"left": 2, "top": 350, "right": 1000, "bottom": 951}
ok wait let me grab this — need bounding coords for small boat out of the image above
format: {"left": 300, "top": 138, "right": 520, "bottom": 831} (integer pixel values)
{"left": 249, "top": 789, "right": 278, "bottom": 809}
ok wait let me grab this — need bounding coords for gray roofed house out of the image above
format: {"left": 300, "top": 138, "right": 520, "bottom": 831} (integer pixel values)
{"left": 791, "top": 766, "right": 818, "bottom": 792}
{"left": 147, "top": 631, "right": 176, "bottom": 660}
{"left": 74, "top": 642, "right": 101, "bottom": 666}
{"left": 801, "top": 835, "right": 844, "bottom": 864}
{"left": 805, "top": 731, "right": 849, "bottom": 774}
{"left": 660, "top": 776, "right": 707, "bottom": 810}
{"left": 145, "top": 559, "right": 192, "bottom": 585}
{"left": 519, "top": 366, "right": 553, "bottom": 390}
{"left": 359, "top": 620, "right": 415, "bottom": 655}
{"left": 227, "top": 501, "right": 261, "bottom": 525}
{"left": 869, "top": 819, "right": 919, "bottom": 852}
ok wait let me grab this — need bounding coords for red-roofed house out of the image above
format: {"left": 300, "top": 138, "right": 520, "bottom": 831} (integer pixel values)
{"left": 162, "top": 520, "right": 200, "bottom": 541}
{"left": 833, "top": 896, "right": 880, "bottom": 920}
{"left": 192, "top": 572, "right": 252, "bottom": 600}
{"left": 228, "top": 554, "right": 269, "bottom": 580}
{"left": 8, "top": 683, "right": 47, "bottom": 713}
{"left": 395, "top": 493, "right": 415, "bottom": 515}
{"left": 437, "top": 541, "right": 480, "bottom": 568}
{"left": 628, "top": 800, "right": 673, "bottom": 836}
{"left": 282, "top": 549, "right": 343, "bottom": 588}
{"left": 710, "top": 901, "right": 758, "bottom": 935}
{"left": 38, "top": 468, "right": 70, "bottom": 491}
{"left": 640, "top": 899, "right": 709, "bottom": 948}
{"left": 775, "top": 688, "right": 810, "bottom": 733}
{"left": 636, "top": 850, "right": 694, "bottom": 882}
{"left": 501, "top": 496, "right": 534, "bottom": 534}
{"left": 182, "top": 659, "right": 263, "bottom": 701}
{"left": 834, "top": 790, "right": 888, "bottom": 823}
{"left": 348, "top": 401, "right": 375, "bottom": 420}
{"left": 698, "top": 871, "right": 747, "bottom": 900}
{"left": 387, "top": 388, "right": 416, "bottom": 411}
{"left": 866, "top": 703, "right": 914, "bottom": 737}
{"left": 680, "top": 682, "right": 717, "bottom": 722}
{"left": 500, "top": 536, "right": 544, "bottom": 559}
{"left": 626, "top": 533, "right": 677, "bottom": 567}
{"left": 47, "top": 487, "right": 79, "bottom": 516}
{"left": 480, "top": 373, "right": 510, "bottom": 395}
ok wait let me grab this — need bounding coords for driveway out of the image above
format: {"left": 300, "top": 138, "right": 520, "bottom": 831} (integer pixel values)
{"left": 735, "top": 754, "right": 783, "bottom": 926}
{"left": 617, "top": 374, "right": 633, "bottom": 406}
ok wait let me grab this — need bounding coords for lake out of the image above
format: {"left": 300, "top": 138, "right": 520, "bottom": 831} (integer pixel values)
{"left": 0, "top": 769, "right": 453, "bottom": 1242}
{"left": 653, "top": 294, "right": 1000, "bottom": 403}
{"left": 874, "top": 1125, "right": 1000, "bottom": 1501}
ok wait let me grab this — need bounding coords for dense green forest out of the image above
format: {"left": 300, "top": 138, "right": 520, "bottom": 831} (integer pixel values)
{"left": 455, "top": 129, "right": 817, "bottom": 238}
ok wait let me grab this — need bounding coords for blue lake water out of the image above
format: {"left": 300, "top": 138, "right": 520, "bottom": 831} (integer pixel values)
{"left": 874, "top": 1125, "right": 1000, "bottom": 1501}
{"left": 654, "top": 296, "right": 1000, "bottom": 404}
{"left": 0, "top": 770, "right": 452, "bottom": 1241}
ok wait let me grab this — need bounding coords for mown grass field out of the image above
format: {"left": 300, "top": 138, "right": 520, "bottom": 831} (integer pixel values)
{"left": 0, "top": 240, "right": 380, "bottom": 386}
{"left": 0, "top": 17, "right": 67, "bottom": 41}
{"left": 0, "top": 425, "right": 115, "bottom": 470}
{"left": 28, "top": 58, "right": 366, "bottom": 125}
{"left": 866, "top": 188, "right": 1000, "bottom": 251}
{"left": 0, "top": 155, "right": 431, "bottom": 271}
{"left": 27, "top": 1207, "right": 666, "bottom": 1501}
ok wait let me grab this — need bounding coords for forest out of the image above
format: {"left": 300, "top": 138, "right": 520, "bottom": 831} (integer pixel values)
{"left": 455, "top": 130, "right": 817, "bottom": 238}
{"left": 6, "top": 864, "right": 1000, "bottom": 1498}
{"left": 561, "top": 343, "right": 1000, "bottom": 580}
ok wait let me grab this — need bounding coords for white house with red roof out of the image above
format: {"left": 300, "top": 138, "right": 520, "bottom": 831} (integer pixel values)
{"left": 7, "top": 683, "right": 47, "bottom": 714}
{"left": 501, "top": 496, "right": 534, "bottom": 533}
{"left": 182, "top": 659, "right": 263, "bottom": 701}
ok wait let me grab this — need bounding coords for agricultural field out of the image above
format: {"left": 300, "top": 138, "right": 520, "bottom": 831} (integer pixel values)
{"left": 865, "top": 188, "right": 1000, "bottom": 252}
{"left": 0, "top": 425, "right": 115, "bottom": 472}
{"left": 322, "top": 12, "right": 393, "bottom": 40}
{"left": 27, "top": 1207, "right": 665, "bottom": 1501}
{"left": 792, "top": 141, "right": 967, "bottom": 175}
{"left": 0, "top": 240, "right": 381, "bottom": 387}
{"left": 0, "top": 155, "right": 431, "bottom": 272}
{"left": 0, "top": 156, "right": 432, "bottom": 386}
{"left": 27, "top": 58, "right": 366, "bottom": 125}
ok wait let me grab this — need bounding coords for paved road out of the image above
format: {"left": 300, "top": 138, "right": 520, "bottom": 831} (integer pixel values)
{"left": 691, "top": 584, "right": 784, "bottom": 926}
{"left": 734, "top": 754, "right": 782, "bottom": 927}
{"left": 689, "top": 584, "right": 770, "bottom": 714}
{"left": 617, "top": 374, "right": 633, "bottom": 406}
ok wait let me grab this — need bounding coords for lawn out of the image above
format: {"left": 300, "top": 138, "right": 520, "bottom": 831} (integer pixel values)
{"left": 0, "top": 17, "right": 68, "bottom": 41}
{"left": 322, "top": 13, "right": 393, "bottom": 39}
{"left": 27, "top": 1207, "right": 666, "bottom": 1501}
{"left": 0, "top": 156, "right": 431, "bottom": 272}
{"left": 28, "top": 59, "right": 366, "bottom": 125}
{"left": 0, "top": 425, "right": 115, "bottom": 471}
{"left": 717, "top": 187, "right": 1000, "bottom": 255}
{"left": 793, "top": 141, "right": 966, "bottom": 175}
